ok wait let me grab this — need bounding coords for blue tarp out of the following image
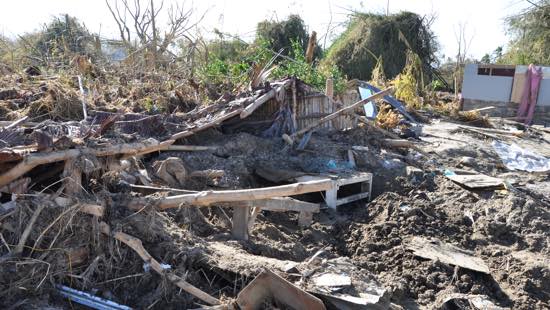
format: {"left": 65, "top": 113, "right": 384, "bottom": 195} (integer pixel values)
{"left": 359, "top": 83, "right": 416, "bottom": 123}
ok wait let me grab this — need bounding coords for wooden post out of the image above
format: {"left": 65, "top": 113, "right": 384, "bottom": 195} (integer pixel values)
{"left": 298, "top": 211, "right": 313, "bottom": 227}
{"left": 292, "top": 79, "right": 298, "bottom": 130}
{"left": 325, "top": 184, "right": 338, "bottom": 209}
{"left": 63, "top": 159, "right": 81, "bottom": 195}
{"left": 325, "top": 78, "right": 334, "bottom": 99}
{"left": 305, "top": 31, "right": 317, "bottom": 64}
{"left": 232, "top": 206, "right": 250, "bottom": 240}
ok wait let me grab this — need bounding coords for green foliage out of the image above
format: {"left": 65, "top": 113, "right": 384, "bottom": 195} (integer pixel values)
{"left": 256, "top": 15, "right": 321, "bottom": 60}
{"left": 502, "top": 1, "right": 549, "bottom": 65}
{"left": 197, "top": 38, "right": 346, "bottom": 94}
{"left": 197, "top": 38, "right": 272, "bottom": 87}
{"left": 480, "top": 46, "right": 504, "bottom": 64}
{"left": 271, "top": 40, "right": 346, "bottom": 93}
{"left": 323, "top": 12, "right": 438, "bottom": 81}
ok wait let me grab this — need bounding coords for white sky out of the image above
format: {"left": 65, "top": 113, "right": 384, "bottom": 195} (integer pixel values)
{"left": 0, "top": 0, "right": 531, "bottom": 60}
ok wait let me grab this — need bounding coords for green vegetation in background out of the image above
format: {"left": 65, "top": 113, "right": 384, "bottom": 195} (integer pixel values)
{"left": 502, "top": 0, "right": 549, "bottom": 65}
{"left": 322, "top": 12, "right": 438, "bottom": 81}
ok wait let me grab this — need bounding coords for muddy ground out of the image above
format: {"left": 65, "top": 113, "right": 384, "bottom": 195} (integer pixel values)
{"left": 1, "top": 116, "right": 549, "bottom": 309}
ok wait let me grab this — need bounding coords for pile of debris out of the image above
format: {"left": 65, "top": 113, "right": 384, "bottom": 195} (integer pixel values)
{"left": 0, "top": 75, "right": 549, "bottom": 309}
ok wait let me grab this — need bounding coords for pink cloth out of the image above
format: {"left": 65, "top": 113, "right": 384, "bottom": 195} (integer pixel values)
{"left": 517, "top": 64, "right": 542, "bottom": 125}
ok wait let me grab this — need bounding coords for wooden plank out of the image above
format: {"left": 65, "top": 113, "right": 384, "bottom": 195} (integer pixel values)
{"left": 228, "top": 197, "right": 320, "bottom": 213}
{"left": 127, "top": 179, "right": 334, "bottom": 210}
{"left": 407, "top": 237, "right": 490, "bottom": 274}
{"left": 232, "top": 206, "right": 250, "bottom": 240}
{"left": 445, "top": 171, "right": 504, "bottom": 189}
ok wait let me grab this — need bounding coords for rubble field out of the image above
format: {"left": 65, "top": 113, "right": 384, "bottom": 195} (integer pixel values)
{"left": 0, "top": 72, "right": 549, "bottom": 310}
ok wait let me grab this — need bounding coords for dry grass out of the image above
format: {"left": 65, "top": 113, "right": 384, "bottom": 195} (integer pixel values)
{"left": 375, "top": 104, "right": 401, "bottom": 129}
{"left": 24, "top": 81, "right": 85, "bottom": 121}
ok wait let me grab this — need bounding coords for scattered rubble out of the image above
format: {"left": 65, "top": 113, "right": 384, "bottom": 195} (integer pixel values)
{"left": 0, "top": 72, "right": 549, "bottom": 310}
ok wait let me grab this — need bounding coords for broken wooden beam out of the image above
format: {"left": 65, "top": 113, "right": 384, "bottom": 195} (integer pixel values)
{"left": 240, "top": 90, "right": 275, "bottom": 119}
{"left": 99, "top": 222, "right": 220, "bottom": 305}
{"left": 232, "top": 206, "right": 250, "bottom": 240}
{"left": 0, "top": 138, "right": 172, "bottom": 188}
{"left": 127, "top": 179, "right": 333, "bottom": 210}
{"left": 62, "top": 159, "right": 82, "bottom": 195}
{"left": 170, "top": 108, "right": 244, "bottom": 140}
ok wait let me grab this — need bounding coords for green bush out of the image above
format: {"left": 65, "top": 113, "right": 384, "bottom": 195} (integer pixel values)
{"left": 322, "top": 12, "right": 438, "bottom": 81}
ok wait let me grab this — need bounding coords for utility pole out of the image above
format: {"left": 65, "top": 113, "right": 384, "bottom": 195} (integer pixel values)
{"left": 386, "top": 0, "right": 390, "bottom": 16}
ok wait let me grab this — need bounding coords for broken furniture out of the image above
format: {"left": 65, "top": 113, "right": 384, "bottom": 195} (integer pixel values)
{"left": 296, "top": 172, "right": 373, "bottom": 209}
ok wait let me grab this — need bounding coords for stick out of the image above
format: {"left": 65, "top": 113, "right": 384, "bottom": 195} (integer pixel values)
{"left": 99, "top": 222, "right": 219, "bottom": 305}
{"left": 0, "top": 139, "right": 172, "bottom": 187}
{"left": 291, "top": 88, "right": 392, "bottom": 138}
{"left": 5, "top": 116, "right": 29, "bottom": 129}
{"left": 165, "top": 145, "right": 218, "bottom": 152}
{"left": 127, "top": 179, "right": 334, "bottom": 210}
{"left": 14, "top": 204, "right": 46, "bottom": 254}
{"left": 463, "top": 106, "right": 495, "bottom": 113}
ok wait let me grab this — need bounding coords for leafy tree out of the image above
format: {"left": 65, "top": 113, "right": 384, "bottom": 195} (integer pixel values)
{"left": 256, "top": 15, "right": 321, "bottom": 60}
{"left": 502, "top": 0, "right": 549, "bottom": 64}
{"left": 322, "top": 12, "right": 439, "bottom": 81}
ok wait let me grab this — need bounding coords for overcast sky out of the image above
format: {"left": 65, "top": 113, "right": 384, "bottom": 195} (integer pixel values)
{"left": 0, "top": 0, "right": 531, "bottom": 60}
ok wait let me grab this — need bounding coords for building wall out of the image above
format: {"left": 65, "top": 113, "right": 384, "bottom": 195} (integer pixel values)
{"left": 462, "top": 64, "right": 514, "bottom": 102}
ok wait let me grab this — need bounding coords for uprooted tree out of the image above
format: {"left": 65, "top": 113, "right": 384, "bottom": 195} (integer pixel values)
{"left": 322, "top": 12, "right": 438, "bottom": 81}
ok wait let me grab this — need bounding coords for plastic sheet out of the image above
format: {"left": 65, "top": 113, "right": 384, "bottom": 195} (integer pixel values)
{"left": 492, "top": 140, "right": 550, "bottom": 172}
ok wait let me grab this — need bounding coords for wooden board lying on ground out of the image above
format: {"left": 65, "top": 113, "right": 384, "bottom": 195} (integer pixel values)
{"left": 127, "top": 179, "right": 333, "bottom": 209}
{"left": 406, "top": 237, "right": 490, "bottom": 274}
{"left": 445, "top": 170, "right": 504, "bottom": 189}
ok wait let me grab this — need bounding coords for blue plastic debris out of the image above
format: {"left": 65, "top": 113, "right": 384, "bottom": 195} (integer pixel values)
{"left": 56, "top": 285, "right": 133, "bottom": 310}
{"left": 359, "top": 82, "right": 416, "bottom": 123}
